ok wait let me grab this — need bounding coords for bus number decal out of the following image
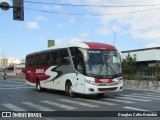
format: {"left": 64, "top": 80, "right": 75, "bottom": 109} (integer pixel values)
{"left": 36, "top": 69, "right": 44, "bottom": 73}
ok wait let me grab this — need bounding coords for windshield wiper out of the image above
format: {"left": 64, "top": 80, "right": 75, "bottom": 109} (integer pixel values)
{"left": 105, "top": 55, "right": 117, "bottom": 77}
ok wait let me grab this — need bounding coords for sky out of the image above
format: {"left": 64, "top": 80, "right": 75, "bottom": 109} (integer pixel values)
{"left": 1, "top": 0, "right": 160, "bottom": 59}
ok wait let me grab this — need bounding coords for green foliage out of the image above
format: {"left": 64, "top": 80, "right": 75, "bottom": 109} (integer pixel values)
{"left": 122, "top": 52, "right": 136, "bottom": 79}
{"left": 21, "top": 68, "right": 26, "bottom": 73}
{"left": 155, "top": 61, "right": 160, "bottom": 80}
{"left": 131, "top": 73, "right": 143, "bottom": 80}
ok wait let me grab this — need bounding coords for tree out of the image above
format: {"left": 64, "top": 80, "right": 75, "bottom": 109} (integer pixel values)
{"left": 155, "top": 61, "right": 160, "bottom": 80}
{"left": 122, "top": 52, "right": 136, "bottom": 80}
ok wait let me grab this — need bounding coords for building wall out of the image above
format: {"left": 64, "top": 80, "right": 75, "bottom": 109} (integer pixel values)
{"left": 0, "top": 63, "right": 25, "bottom": 76}
{"left": 0, "top": 58, "right": 8, "bottom": 67}
{"left": 0, "top": 57, "right": 24, "bottom": 68}
{"left": 122, "top": 47, "right": 160, "bottom": 78}
{"left": 122, "top": 48, "right": 160, "bottom": 62}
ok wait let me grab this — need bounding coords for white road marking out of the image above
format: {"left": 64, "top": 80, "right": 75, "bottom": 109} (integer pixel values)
{"left": 5, "top": 81, "right": 25, "bottom": 84}
{"left": 103, "top": 98, "right": 136, "bottom": 104}
{"left": 41, "top": 100, "right": 78, "bottom": 110}
{"left": 58, "top": 99, "right": 99, "bottom": 107}
{"left": 143, "top": 92, "right": 158, "bottom": 95}
{"left": 143, "top": 94, "right": 160, "bottom": 98}
{"left": 75, "top": 98, "right": 118, "bottom": 106}
{"left": 124, "top": 106, "right": 149, "bottom": 111}
{"left": 116, "top": 96, "right": 151, "bottom": 102}
{"left": 22, "top": 102, "right": 54, "bottom": 111}
{"left": 122, "top": 95, "right": 160, "bottom": 100}
{"left": 0, "top": 87, "right": 34, "bottom": 89}
{"left": 2, "top": 103, "right": 26, "bottom": 111}
{"left": 131, "top": 93, "right": 160, "bottom": 98}
{"left": 154, "top": 91, "right": 160, "bottom": 93}
{"left": 0, "top": 84, "right": 26, "bottom": 87}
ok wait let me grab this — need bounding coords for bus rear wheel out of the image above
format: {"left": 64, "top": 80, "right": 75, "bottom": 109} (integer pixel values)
{"left": 36, "top": 80, "right": 42, "bottom": 92}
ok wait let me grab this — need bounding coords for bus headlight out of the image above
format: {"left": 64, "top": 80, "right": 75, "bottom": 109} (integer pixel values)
{"left": 114, "top": 77, "right": 123, "bottom": 83}
{"left": 85, "top": 79, "right": 96, "bottom": 85}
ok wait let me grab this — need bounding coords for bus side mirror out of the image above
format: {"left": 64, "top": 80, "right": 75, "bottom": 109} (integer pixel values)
{"left": 78, "top": 48, "right": 88, "bottom": 62}
{"left": 83, "top": 52, "right": 88, "bottom": 62}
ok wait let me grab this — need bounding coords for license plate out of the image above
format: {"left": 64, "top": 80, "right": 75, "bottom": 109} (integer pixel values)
{"left": 104, "top": 90, "right": 112, "bottom": 94}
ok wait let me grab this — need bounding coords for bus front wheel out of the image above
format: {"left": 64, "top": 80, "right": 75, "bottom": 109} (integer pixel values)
{"left": 65, "top": 82, "right": 75, "bottom": 97}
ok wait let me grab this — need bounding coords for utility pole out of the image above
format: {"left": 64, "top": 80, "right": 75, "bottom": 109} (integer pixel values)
{"left": 0, "top": 0, "right": 24, "bottom": 21}
{"left": 2, "top": 50, "right": 4, "bottom": 68}
{"left": 113, "top": 32, "right": 117, "bottom": 46}
{"left": 0, "top": 50, "right": 4, "bottom": 68}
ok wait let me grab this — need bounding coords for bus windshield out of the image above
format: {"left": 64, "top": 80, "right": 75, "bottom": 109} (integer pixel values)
{"left": 85, "top": 50, "right": 122, "bottom": 78}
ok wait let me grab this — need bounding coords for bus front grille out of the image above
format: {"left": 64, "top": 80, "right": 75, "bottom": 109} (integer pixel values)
{"left": 98, "top": 87, "right": 117, "bottom": 91}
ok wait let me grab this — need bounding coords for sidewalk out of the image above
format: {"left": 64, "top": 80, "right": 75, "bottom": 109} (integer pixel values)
{"left": 0, "top": 75, "right": 25, "bottom": 80}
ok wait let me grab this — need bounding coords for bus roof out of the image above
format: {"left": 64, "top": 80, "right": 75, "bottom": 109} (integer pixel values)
{"left": 83, "top": 42, "right": 116, "bottom": 50}
{"left": 48, "top": 42, "right": 116, "bottom": 50}
{"left": 26, "top": 42, "right": 116, "bottom": 56}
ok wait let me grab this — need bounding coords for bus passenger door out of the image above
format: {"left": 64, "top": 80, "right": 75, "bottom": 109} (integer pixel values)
{"left": 75, "top": 72, "right": 85, "bottom": 93}
{"left": 74, "top": 55, "right": 85, "bottom": 93}
{"left": 69, "top": 47, "right": 85, "bottom": 94}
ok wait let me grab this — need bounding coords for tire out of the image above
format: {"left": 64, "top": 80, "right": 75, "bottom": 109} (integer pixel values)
{"left": 65, "top": 82, "right": 69, "bottom": 96}
{"left": 36, "top": 80, "right": 42, "bottom": 92}
{"left": 65, "top": 81, "right": 76, "bottom": 97}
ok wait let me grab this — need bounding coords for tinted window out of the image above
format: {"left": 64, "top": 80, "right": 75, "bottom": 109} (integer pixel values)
{"left": 59, "top": 49, "right": 70, "bottom": 65}
{"left": 70, "top": 47, "right": 85, "bottom": 74}
{"left": 49, "top": 50, "right": 58, "bottom": 65}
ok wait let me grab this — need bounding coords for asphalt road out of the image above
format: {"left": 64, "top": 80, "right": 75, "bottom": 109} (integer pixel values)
{"left": 0, "top": 79, "right": 160, "bottom": 120}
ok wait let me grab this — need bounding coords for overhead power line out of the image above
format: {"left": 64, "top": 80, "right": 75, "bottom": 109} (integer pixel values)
{"left": 22, "top": 0, "right": 160, "bottom": 16}
{"left": 24, "top": 7, "right": 160, "bottom": 16}
{"left": 6, "top": 0, "right": 160, "bottom": 16}
{"left": 23, "top": 0, "right": 160, "bottom": 8}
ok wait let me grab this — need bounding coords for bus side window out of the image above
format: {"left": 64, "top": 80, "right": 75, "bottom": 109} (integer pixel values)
{"left": 36, "top": 55, "right": 40, "bottom": 66}
{"left": 45, "top": 53, "right": 49, "bottom": 66}
{"left": 49, "top": 51, "right": 58, "bottom": 65}
{"left": 59, "top": 49, "right": 70, "bottom": 65}
{"left": 33, "top": 55, "right": 39, "bottom": 67}
{"left": 41, "top": 53, "right": 49, "bottom": 66}
{"left": 26, "top": 56, "right": 30, "bottom": 67}
{"left": 30, "top": 56, "right": 34, "bottom": 67}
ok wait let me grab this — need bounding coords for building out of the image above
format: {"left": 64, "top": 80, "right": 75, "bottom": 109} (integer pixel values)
{"left": 0, "top": 63, "right": 25, "bottom": 76}
{"left": 0, "top": 57, "right": 8, "bottom": 68}
{"left": 0, "top": 57, "right": 25, "bottom": 68}
{"left": 122, "top": 47, "right": 160, "bottom": 77}
{"left": 0, "top": 57, "right": 25, "bottom": 76}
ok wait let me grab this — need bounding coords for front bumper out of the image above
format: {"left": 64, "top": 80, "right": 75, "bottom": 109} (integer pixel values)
{"left": 84, "top": 81, "right": 123, "bottom": 94}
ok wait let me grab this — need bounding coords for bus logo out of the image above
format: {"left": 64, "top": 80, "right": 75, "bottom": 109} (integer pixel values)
{"left": 36, "top": 69, "right": 44, "bottom": 73}
{"left": 100, "top": 79, "right": 109, "bottom": 83}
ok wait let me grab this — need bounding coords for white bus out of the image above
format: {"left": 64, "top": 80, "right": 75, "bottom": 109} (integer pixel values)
{"left": 25, "top": 42, "right": 123, "bottom": 97}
